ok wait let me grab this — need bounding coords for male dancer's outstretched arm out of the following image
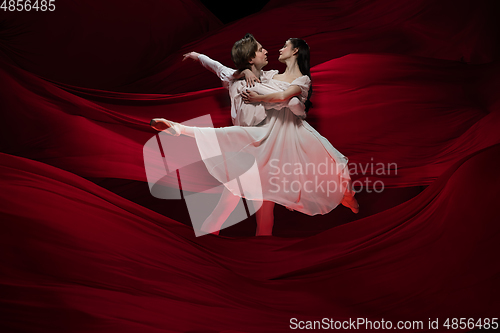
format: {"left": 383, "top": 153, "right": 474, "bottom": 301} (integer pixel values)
{"left": 183, "top": 52, "right": 307, "bottom": 120}
{"left": 183, "top": 52, "right": 260, "bottom": 88}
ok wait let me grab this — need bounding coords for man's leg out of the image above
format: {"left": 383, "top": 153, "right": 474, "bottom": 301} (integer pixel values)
{"left": 255, "top": 201, "right": 275, "bottom": 236}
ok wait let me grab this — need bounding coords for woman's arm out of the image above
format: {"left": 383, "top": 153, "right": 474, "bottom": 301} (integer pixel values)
{"left": 240, "top": 85, "right": 306, "bottom": 119}
{"left": 232, "top": 69, "right": 261, "bottom": 87}
{"left": 288, "top": 97, "right": 307, "bottom": 119}
{"left": 241, "top": 85, "right": 301, "bottom": 103}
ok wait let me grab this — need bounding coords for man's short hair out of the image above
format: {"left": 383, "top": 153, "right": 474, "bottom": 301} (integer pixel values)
{"left": 231, "top": 33, "right": 259, "bottom": 71}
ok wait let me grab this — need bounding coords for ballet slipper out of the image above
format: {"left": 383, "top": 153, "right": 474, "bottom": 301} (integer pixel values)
{"left": 150, "top": 118, "right": 181, "bottom": 136}
{"left": 341, "top": 195, "right": 359, "bottom": 214}
{"left": 150, "top": 118, "right": 171, "bottom": 130}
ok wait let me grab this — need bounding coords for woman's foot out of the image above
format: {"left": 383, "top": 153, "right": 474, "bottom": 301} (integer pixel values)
{"left": 150, "top": 118, "right": 172, "bottom": 131}
{"left": 341, "top": 194, "right": 359, "bottom": 214}
{"left": 150, "top": 118, "right": 181, "bottom": 136}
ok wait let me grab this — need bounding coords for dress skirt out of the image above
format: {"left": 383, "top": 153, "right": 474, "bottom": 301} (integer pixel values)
{"left": 191, "top": 106, "right": 352, "bottom": 215}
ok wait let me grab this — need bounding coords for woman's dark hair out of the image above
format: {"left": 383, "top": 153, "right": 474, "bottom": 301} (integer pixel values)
{"left": 289, "top": 38, "right": 313, "bottom": 112}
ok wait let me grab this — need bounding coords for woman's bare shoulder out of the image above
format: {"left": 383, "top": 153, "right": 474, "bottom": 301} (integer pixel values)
{"left": 273, "top": 73, "right": 304, "bottom": 84}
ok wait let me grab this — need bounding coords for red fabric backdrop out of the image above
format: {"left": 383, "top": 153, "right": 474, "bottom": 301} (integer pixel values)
{"left": 1, "top": 0, "right": 499, "bottom": 332}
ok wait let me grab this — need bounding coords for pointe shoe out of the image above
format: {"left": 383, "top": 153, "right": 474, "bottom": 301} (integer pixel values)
{"left": 150, "top": 118, "right": 172, "bottom": 131}
{"left": 150, "top": 118, "right": 181, "bottom": 136}
{"left": 341, "top": 195, "right": 359, "bottom": 214}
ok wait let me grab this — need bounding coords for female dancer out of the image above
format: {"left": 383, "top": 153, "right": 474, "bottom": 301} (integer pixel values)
{"left": 151, "top": 38, "right": 359, "bottom": 236}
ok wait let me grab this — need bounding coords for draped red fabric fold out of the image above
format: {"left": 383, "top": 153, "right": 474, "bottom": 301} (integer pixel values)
{"left": 1, "top": 144, "right": 499, "bottom": 331}
{"left": 1, "top": 0, "right": 499, "bottom": 331}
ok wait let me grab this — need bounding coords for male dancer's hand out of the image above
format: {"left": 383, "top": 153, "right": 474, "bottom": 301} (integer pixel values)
{"left": 182, "top": 52, "right": 201, "bottom": 61}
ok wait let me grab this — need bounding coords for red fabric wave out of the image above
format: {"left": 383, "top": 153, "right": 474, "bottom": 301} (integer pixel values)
{"left": 1, "top": 53, "right": 499, "bottom": 190}
{"left": 1, "top": 144, "right": 499, "bottom": 331}
{"left": 1, "top": 0, "right": 500, "bottom": 331}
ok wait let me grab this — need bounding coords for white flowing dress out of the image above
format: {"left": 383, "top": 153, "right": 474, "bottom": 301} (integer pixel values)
{"left": 175, "top": 65, "right": 352, "bottom": 216}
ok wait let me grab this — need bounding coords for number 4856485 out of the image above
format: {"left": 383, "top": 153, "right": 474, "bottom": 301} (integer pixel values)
{"left": 443, "top": 318, "right": 498, "bottom": 330}
{"left": 1, "top": 0, "right": 56, "bottom": 11}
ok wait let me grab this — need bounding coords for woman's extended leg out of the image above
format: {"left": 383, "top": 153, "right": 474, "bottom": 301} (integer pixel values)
{"left": 255, "top": 201, "right": 275, "bottom": 236}
{"left": 200, "top": 187, "right": 241, "bottom": 235}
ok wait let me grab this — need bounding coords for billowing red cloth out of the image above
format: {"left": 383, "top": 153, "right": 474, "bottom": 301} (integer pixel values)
{"left": 1, "top": 144, "right": 499, "bottom": 332}
{"left": 1, "top": 0, "right": 500, "bottom": 332}
{"left": 0, "top": 0, "right": 222, "bottom": 90}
